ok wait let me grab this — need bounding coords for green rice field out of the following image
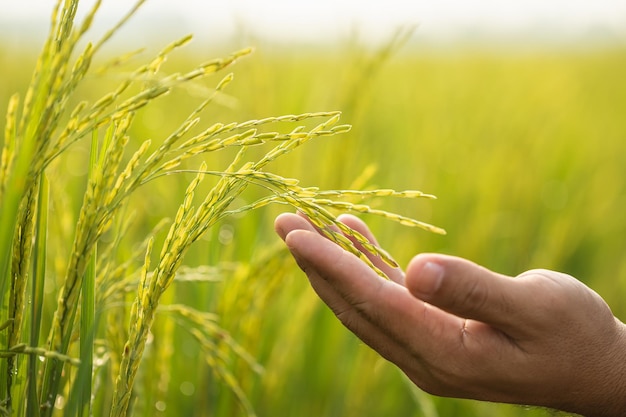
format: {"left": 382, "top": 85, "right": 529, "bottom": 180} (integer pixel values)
{"left": 1, "top": 3, "right": 625, "bottom": 416}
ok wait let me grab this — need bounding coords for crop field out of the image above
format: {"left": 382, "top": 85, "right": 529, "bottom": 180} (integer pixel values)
{"left": 1, "top": 2, "right": 626, "bottom": 417}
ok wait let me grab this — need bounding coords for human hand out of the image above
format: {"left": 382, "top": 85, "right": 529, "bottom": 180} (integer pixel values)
{"left": 274, "top": 212, "right": 626, "bottom": 417}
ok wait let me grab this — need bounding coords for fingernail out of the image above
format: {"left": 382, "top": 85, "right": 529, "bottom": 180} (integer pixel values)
{"left": 416, "top": 261, "right": 444, "bottom": 298}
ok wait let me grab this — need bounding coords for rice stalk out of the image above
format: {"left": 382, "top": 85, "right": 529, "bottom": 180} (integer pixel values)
{"left": 0, "top": 93, "right": 28, "bottom": 334}
{"left": 109, "top": 166, "right": 208, "bottom": 416}
{"left": 0, "top": 94, "right": 19, "bottom": 201}
{"left": 40, "top": 117, "right": 133, "bottom": 414}
{"left": 100, "top": 264, "right": 234, "bottom": 307}
{"left": 165, "top": 167, "right": 445, "bottom": 277}
{"left": 159, "top": 304, "right": 261, "bottom": 417}
{"left": 0, "top": 0, "right": 148, "bottom": 409}
{"left": 160, "top": 303, "right": 263, "bottom": 375}
{"left": 33, "top": 41, "right": 256, "bottom": 411}
{"left": 96, "top": 217, "right": 170, "bottom": 305}
{"left": 5, "top": 176, "right": 40, "bottom": 405}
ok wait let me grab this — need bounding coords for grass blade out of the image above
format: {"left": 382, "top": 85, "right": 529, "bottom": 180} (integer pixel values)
{"left": 26, "top": 174, "right": 49, "bottom": 417}
{"left": 65, "top": 131, "right": 98, "bottom": 417}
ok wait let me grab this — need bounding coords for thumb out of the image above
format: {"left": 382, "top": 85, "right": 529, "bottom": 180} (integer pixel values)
{"left": 405, "top": 254, "right": 535, "bottom": 335}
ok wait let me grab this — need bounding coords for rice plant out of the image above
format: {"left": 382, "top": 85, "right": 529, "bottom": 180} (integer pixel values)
{"left": 0, "top": 1, "right": 443, "bottom": 416}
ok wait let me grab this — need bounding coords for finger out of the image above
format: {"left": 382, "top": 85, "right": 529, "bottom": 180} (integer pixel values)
{"left": 405, "top": 254, "right": 541, "bottom": 337}
{"left": 282, "top": 227, "right": 466, "bottom": 355}
{"left": 336, "top": 214, "right": 381, "bottom": 246}
{"left": 275, "top": 212, "right": 404, "bottom": 284}
{"left": 336, "top": 214, "right": 405, "bottom": 285}
{"left": 288, "top": 245, "right": 420, "bottom": 368}
{"left": 274, "top": 212, "right": 317, "bottom": 240}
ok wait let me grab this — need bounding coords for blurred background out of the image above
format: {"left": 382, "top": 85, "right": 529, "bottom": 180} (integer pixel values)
{"left": 3, "top": 0, "right": 626, "bottom": 47}
{"left": 2, "top": 1, "right": 626, "bottom": 416}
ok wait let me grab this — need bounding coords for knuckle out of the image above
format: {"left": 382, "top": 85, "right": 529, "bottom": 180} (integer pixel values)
{"left": 460, "top": 279, "right": 489, "bottom": 311}
{"left": 335, "top": 308, "right": 357, "bottom": 328}
{"left": 516, "top": 268, "right": 559, "bottom": 281}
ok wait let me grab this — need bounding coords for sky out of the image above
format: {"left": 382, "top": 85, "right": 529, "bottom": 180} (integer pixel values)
{"left": 1, "top": 0, "right": 626, "bottom": 47}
